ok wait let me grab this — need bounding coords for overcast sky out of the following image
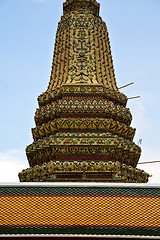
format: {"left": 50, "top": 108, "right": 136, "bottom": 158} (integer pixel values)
{"left": 0, "top": 0, "right": 160, "bottom": 183}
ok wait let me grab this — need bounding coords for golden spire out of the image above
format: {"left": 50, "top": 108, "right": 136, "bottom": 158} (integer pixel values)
{"left": 18, "top": 0, "right": 149, "bottom": 183}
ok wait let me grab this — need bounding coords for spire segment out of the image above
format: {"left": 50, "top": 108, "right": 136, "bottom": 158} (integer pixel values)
{"left": 47, "top": 0, "right": 118, "bottom": 90}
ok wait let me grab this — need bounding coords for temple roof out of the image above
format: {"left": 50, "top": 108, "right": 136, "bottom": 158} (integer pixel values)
{"left": 1, "top": 183, "right": 159, "bottom": 238}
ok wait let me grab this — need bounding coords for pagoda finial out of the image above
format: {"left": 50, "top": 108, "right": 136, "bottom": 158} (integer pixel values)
{"left": 63, "top": 0, "right": 100, "bottom": 16}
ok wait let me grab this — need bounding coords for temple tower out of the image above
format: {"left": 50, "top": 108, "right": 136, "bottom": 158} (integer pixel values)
{"left": 19, "top": 0, "right": 149, "bottom": 183}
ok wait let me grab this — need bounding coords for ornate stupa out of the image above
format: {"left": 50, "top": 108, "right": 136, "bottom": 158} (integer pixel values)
{"left": 19, "top": 0, "right": 149, "bottom": 183}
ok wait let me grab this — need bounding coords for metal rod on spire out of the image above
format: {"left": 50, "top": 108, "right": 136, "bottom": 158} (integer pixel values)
{"left": 118, "top": 82, "right": 134, "bottom": 89}
{"left": 138, "top": 160, "right": 160, "bottom": 164}
{"left": 128, "top": 96, "right": 140, "bottom": 100}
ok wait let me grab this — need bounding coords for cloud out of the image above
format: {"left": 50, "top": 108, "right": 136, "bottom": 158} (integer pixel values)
{"left": 0, "top": 149, "right": 29, "bottom": 182}
{"left": 32, "top": 0, "right": 50, "bottom": 2}
{"left": 137, "top": 146, "right": 160, "bottom": 184}
{"left": 128, "top": 100, "right": 151, "bottom": 135}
